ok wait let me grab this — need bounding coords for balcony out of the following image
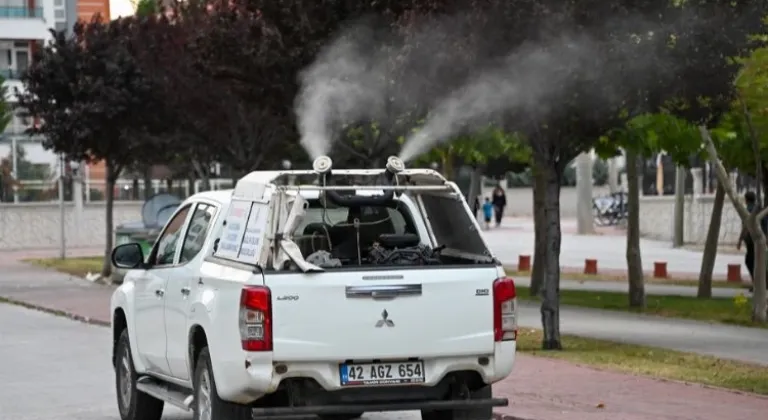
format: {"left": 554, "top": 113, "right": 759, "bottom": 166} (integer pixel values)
{"left": 0, "top": 6, "right": 43, "bottom": 18}
{"left": 0, "top": 68, "right": 25, "bottom": 80}
{"left": 0, "top": 5, "right": 50, "bottom": 40}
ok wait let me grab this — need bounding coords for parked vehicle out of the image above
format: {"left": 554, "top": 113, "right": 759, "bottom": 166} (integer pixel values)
{"left": 593, "top": 191, "right": 628, "bottom": 226}
{"left": 110, "top": 156, "right": 518, "bottom": 420}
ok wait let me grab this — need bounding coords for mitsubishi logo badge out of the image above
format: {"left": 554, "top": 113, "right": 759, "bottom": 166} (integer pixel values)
{"left": 375, "top": 309, "right": 394, "bottom": 328}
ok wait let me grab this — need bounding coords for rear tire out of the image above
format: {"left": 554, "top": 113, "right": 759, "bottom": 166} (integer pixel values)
{"left": 420, "top": 384, "right": 493, "bottom": 420}
{"left": 115, "top": 329, "right": 164, "bottom": 420}
{"left": 193, "top": 347, "right": 252, "bottom": 420}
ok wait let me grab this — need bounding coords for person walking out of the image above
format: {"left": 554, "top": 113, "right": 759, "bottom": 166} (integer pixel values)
{"left": 737, "top": 191, "right": 768, "bottom": 291}
{"left": 491, "top": 184, "right": 507, "bottom": 227}
{"left": 482, "top": 197, "right": 493, "bottom": 230}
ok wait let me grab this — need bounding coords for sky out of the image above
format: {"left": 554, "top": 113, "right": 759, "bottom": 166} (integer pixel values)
{"left": 109, "top": 0, "right": 135, "bottom": 18}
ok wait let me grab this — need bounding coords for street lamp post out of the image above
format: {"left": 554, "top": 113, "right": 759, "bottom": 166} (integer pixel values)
{"left": 11, "top": 135, "right": 18, "bottom": 203}
{"left": 58, "top": 154, "right": 66, "bottom": 259}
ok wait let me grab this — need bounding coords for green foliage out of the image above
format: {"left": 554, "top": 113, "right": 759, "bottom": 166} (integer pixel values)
{"left": 134, "top": 0, "right": 158, "bottom": 17}
{"left": 17, "top": 17, "right": 170, "bottom": 178}
{"left": 408, "top": 126, "right": 531, "bottom": 175}
{"left": 605, "top": 113, "right": 703, "bottom": 168}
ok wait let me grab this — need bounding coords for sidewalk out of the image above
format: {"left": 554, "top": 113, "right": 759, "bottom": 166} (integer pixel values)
{"left": 483, "top": 217, "right": 745, "bottom": 279}
{"left": 517, "top": 301, "right": 768, "bottom": 366}
{"left": 513, "top": 277, "right": 743, "bottom": 298}
{"left": 495, "top": 355, "right": 768, "bottom": 420}
{"left": 0, "top": 249, "right": 111, "bottom": 326}
{"left": 2, "top": 259, "right": 768, "bottom": 419}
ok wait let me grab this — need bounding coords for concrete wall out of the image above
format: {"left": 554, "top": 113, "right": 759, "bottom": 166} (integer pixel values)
{"left": 0, "top": 184, "right": 731, "bottom": 250}
{"left": 638, "top": 194, "right": 742, "bottom": 246}
{"left": 0, "top": 186, "right": 604, "bottom": 250}
{"left": 0, "top": 201, "right": 142, "bottom": 250}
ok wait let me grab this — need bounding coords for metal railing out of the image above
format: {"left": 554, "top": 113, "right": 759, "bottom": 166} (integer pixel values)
{"left": 0, "top": 178, "right": 237, "bottom": 204}
{"left": 0, "top": 68, "right": 26, "bottom": 80}
{"left": 0, "top": 6, "right": 43, "bottom": 18}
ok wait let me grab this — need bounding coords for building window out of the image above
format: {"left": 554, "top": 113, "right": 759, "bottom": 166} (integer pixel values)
{"left": 54, "top": 9, "right": 65, "bottom": 18}
{"left": 55, "top": 21, "right": 67, "bottom": 32}
{"left": 15, "top": 50, "right": 29, "bottom": 73}
{"left": 0, "top": 43, "right": 30, "bottom": 79}
{"left": 54, "top": 0, "right": 64, "bottom": 5}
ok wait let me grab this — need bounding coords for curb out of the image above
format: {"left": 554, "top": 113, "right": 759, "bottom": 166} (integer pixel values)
{"left": 2, "top": 293, "right": 540, "bottom": 419}
{"left": 0, "top": 295, "right": 110, "bottom": 327}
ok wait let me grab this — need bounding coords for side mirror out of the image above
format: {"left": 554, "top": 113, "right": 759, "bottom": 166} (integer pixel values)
{"left": 112, "top": 243, "right": 145, "bottom": 269}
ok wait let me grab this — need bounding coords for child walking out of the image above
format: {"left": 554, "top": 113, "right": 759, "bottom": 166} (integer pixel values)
{"left": 482, "top": 197, "right": 494, "bottom": 230}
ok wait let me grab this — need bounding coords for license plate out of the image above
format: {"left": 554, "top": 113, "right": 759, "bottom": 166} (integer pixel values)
{"left": 340, "top": 361, "right": 425, "bottom": 386}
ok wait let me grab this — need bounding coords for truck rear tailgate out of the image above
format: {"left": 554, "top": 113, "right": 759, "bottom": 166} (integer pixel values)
{"left": 265, "top": 266, "right": 499, "bottom": 361}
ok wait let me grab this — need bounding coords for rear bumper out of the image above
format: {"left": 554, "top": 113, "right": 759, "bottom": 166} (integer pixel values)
{"left": 215, "top": 341, "right": 516, "bottom": 404}
{"left": 251, "top": 397, "right": 508, "bottom": 417}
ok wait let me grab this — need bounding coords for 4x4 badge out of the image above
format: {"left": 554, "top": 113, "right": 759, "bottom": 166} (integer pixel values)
{"left": 375, "top": 309, "right": 395, "bottom": 328}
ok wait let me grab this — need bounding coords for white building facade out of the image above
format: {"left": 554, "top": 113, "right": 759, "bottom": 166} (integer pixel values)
{"left": 1, "top": 0, "right": 71, "bottom": 201}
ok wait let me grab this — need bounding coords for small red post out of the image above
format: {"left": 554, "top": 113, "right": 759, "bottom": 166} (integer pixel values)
{"left": 727, "top": 264, "right": 742, "bottom": 283}
{"left": 518, "top": 255, "right": 531, "bottom": 271}
{"left": 584, "top": 259, "right": 598, "bottom": 275}
{"left": 653, "top": 261, "right": 668, "bottom": 278}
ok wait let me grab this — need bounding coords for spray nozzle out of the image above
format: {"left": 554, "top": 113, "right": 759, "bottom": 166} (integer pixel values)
{"left": 313, "top": 156, "right": 333, "bottom": 175}
{"left": 384, "top": 156, "right": 405, "bottom": 182}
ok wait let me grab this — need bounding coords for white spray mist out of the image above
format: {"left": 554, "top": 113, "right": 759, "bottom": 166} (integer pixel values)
{"left": 399, "top": 34, "right": 601, "bottom": 162}
{"left": 294, "top": 23, "right": 388, "bottom": 159}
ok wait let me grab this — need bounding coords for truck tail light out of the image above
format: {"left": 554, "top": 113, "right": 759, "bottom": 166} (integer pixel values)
{"left": 493, "top": 277, "right": 517, "bottom": 342}
{"left": 239, "top": 286, "right": 272, "bottom": 351}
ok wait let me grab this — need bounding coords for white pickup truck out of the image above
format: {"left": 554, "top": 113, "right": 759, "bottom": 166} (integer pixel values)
{"left": 110, "top": 156, "right": 518, "bottom": 420}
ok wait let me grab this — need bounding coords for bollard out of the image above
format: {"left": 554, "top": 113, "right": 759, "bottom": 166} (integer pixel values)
{"left": 518, "top": 255, "right": 531, "bottom": 271}
{"left": 653, "top": 261, "right": 668, "bottom": 278}
{"left": 727, "top": 264, "right": 742, "bottom": 283}
{"left": 584, "top": 259, "right": 598, "bottom": 275}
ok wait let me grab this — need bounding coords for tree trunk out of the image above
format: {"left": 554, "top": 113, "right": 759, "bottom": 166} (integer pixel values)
{"left": 530, "top": 160, "right": 547, "bottom": 297}
{"left": 102, "top": 161, "right": 117, "bottom": 279}
{"left": 625, "top": 149, "right": 645, "bottom": 308}
{"left": 467, "top": 166, "right": 483, "bottom": 208}
{"left": 761, "top": 164, "right": 768, "bottom": 204}
{"left": 698, "top": 183, "right": 725, "bottom": 298}
{"left": 142, "top": 166, "right": 152, "bottom": 200}
{"left": 749, "top": 215, "right": 768, "bottom": 322}
{"left": 540, "top": 161, "right": 562, "bottom": 350}
{"left": 700, "top": 125, "right": 767, "bottom": 322}
{"left": 441, "top": 151, "right": 456, "bottom": 181}
{"left": 672, "top": 166, "right": 686, "bottom": 247}
{"left": 575, "top": 152, "right": 594, "bottom": 234}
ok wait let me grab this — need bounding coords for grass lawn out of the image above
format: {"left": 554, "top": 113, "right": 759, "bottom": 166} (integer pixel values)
{"left": 516, "top": 285, "right": 765, "bottom": 328}
{"left": 517, "top": 329, "right": 768, "bottom": 395}
{"left": 26, "top": 256, "right": 105, "bottom": 278}
{"left": 505, "top": 268, "right": 747, "bottom": 289}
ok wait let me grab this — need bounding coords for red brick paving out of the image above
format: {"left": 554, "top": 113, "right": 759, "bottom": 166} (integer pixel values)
{"left": 2, "top": 250, "right": 767, "bottom": 419}
{"left": 494, "top": 355, "right": 768, "bottom": 420}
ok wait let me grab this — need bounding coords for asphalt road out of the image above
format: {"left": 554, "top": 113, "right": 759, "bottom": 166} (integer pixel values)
{"left": 0, "top": 303, "right": 417, "bottom": 420}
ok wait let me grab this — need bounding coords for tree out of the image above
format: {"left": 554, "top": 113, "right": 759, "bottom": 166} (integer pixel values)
{"left": 471, "top": 0, "right": 767, "bottom": 349}
{"left": 18, "top": 17, "right": 171, "bottom": 276}
{"left": 701, "top": 126, "right": 768, "bottom": 321}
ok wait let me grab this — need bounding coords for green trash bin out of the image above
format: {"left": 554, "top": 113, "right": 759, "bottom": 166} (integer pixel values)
{"left": 128, "top": 231, "right": 158, "bottom": 257}
{"left": 112, "top": 194, "right": 182, "bottom": 284}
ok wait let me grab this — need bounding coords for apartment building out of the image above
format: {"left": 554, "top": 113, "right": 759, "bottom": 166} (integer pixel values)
{"left": 1, "top": 0, "right": 110, "bottom": 195}
{"left": 1, "top": 0, "right": 57, "bottom": 178}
